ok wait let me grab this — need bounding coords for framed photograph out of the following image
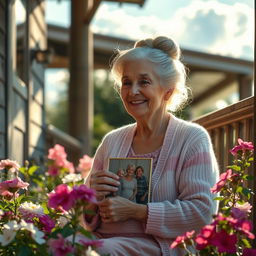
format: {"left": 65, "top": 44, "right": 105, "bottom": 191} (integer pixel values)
{"left": 108, "top": 157, "right": 153, "bottom": 204}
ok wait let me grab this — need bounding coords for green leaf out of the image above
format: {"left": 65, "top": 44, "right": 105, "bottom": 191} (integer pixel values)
{"left": 227, "top": 165, "right": 241, "bottom": 171}
{"left": 241, "top": 238, "right": 252, "bottom": 248}
{"left": 19, "top": 167, "right": 27, "bottom": 175}
{"left": 41, "top": 202, "right": 50, "bottom": 214}
{"left": 28, "top": 166, "right": 39, "bottom": 176}
{"left": 241, "top": 187, "right": 251, "bottom": 199}
{"left": 17, "top": 246, "right": 33, "bottom": 256}
{"left": 213, "top": 196, "right": 224, "bottom": 201}
{"left": 248, "top": 157, "right": 254, "bottom": 162}
{"left": 236, "top": 186, "right": 243, "bottom": 193}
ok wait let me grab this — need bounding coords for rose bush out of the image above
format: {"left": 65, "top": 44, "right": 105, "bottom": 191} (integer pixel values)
{"left": 0, "top": 144, "right": 102, "bottom": 256}
{"left": 170, "top": 138, "right": 255, "bottom": 255}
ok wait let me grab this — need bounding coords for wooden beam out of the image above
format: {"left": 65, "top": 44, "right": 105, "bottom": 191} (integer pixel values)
{"left": 191, "top": 74, "right": 236, "bottom": 106}
{"left": 84, "top": 0, "right": 102, "bottom": 24}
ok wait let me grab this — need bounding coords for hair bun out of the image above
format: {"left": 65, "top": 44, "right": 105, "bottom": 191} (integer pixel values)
{"left": 134, "top": 38, "right": 154, "bottom": 48}
{"left": 134, "top": 36, "right": 180, "bottom": 60}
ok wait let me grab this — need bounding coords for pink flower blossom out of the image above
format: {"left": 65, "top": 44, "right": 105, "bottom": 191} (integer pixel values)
{"left": 195, "top": 225, "right": 216, "bottom": 250}
{"left": 39, "top": 215, "right": 55, "bottom": 233}
{"left": 210, "top": 230, "right": 237, "bottom": 253}
{"left": 236, "top": 220, "right": 255, "bottom": 240}
{"left": 77, "top": 155, "right": 93, "bottom": 177}
{"left": 243, "top": 248, "right": 256, "bottom": 256}
{"left": 48, "top": 166, "right": 60, "bottom": 176}
{"left": 211, "top": 169, "right": 232, "bottom": 193}
{"left": 0, "top": 159, "right": 20, "bottom": 172}
{"left": 63, "top": 160, "right": 75, "bottom": 173}
{"left": 170, "top": 230, "right": 195, "bottom": 249}
{"left": 48, "top": 234, "right": 74, "bottom": 256}
{"left": 48, "top": 184, "right": 75, "bottom": 211}
{"left": 230, "top": 138, "right": 254, "bottom": 156}
{"left": 231, "top": 203, "right": 252, "bottom": 220}
{"left": 48, "top": 144, "right": 67, "bottom": 167}
{"left": 79, "top": 237, "right": 103, "bottom": 248}
{"left": 0, "top": 177, "right": 29, "bottom": 195}
{"left": 71, "top": 184, "right": 96, "bottom": 204}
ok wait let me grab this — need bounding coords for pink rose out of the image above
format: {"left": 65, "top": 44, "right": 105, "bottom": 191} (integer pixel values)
{"left": 63, "top": 160, "right": 75, "bottom": 173}
{"left": 0, "top": 159, "right": 20, "bottom": 172}
{"left": 48, "top": 234, "right": 74, "bottom": 256}
{"left": 211, "top": 169, "right": 232, "bottom": 193}
{"left": 77, "top": 155, "right": 93, "bottom": 177}
{"left": 48, "top": 144, "right": 67, "bottom": 167}
{"left": 71, "top": 184, "right": 96, "bottom": 204}
{"left": 0, "top": 177, "right": 29, "bottom": 194}
{"left": 48, "top": 184, "right": 75, "bottom": 211}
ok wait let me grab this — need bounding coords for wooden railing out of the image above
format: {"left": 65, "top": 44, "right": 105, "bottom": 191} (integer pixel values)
{"left": 193, "top": 96, "right": 254, "bottom": 171}
{"left": 45, "top": 124, "right": 83, "bottom": 164}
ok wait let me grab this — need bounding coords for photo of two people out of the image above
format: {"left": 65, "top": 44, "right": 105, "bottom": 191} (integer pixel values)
{"left": 108, "top": 158, "right": 153, "bottom": 204}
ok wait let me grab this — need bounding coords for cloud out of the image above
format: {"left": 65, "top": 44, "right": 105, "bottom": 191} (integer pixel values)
{"left": 92, "top": 1, "right": 253, "bottom": 59}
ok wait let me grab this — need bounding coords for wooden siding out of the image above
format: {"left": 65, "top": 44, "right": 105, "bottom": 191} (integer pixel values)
{"left": 0, "top": 0, "right": 6, "bottom": 159}
{"left": 28, "top": 0, "right": 46, "bottom": 161}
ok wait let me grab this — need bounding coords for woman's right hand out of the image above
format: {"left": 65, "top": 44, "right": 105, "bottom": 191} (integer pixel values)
{"left": 90, "top": 170, "right": 120, "bottom": 201}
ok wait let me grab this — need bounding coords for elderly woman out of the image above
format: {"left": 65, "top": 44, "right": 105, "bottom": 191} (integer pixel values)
{"left": 84, "top": 36, "right": 219, "bottom": 256}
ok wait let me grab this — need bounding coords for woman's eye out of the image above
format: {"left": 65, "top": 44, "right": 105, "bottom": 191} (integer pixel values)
{"left": 139, "top": 80, "right": 150, "bottom": 86}
{"left": 122, "top": 80, "right": 132, "bottom": 86}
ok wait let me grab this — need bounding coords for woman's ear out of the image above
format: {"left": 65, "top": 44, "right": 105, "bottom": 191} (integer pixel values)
{"left": 164, "top": 88, "right": 174, "bottom": 101}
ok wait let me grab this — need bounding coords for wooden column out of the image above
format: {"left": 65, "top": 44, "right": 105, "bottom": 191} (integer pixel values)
{"left": 69, "top": 0, "right": 94, "bottom": 156}
{"left": 238, "top": 74, "right": 253, "bottom": 100}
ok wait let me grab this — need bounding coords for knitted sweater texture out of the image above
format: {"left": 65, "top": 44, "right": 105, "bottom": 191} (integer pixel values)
{"left": 86, "top": 114, "right": 219, "bottom": 255}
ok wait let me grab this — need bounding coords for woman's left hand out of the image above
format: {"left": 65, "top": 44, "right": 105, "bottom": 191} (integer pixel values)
{"left": 98, "top": 196, "right": 146, "bottom": 223}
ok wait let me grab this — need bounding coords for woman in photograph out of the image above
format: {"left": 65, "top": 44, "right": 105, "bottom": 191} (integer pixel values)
{"left": 135, "top": 166, "right": 148, "bottom": 205}
{"left": 116, "top": 168, "right": 125, "bottom": 178}
{"left": 118, "top": 164, "right": 137, "bottom": 202}
{"left": 83, "top": 36, "right": 219, "bottom": 256}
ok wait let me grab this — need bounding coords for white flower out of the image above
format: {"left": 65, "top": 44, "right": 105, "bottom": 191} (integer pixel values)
{"left": 3, "top": 220, "right": 20, "bottom": 231}
{"left": 0, "top": 209, "right": 4, "bottom": 216}
{"left": 62, "top": 173, "right": 82, "bottom": 184}
{"left": 20, "top": 221, "right": 45, "bottom": 244}
{"left": 19, "top": 201, "right": 44, "bottom": 216}
{"left": 85, "top": 246, "right": 100, "bottom": 256}
{"left": 30, "top": 226, "right": 45, "bottom": 245}
{"left": 0, "top": 229, "right": 16, "bottom": 246}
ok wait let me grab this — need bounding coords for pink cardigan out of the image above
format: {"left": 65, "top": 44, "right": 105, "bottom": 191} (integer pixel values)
{"left": 85, "top": 114, "right": 219, "bottom": 255}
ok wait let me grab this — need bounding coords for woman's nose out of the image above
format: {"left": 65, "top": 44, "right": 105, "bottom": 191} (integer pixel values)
{"left": 130, "top": 83, "right": 140, "bottom": 95}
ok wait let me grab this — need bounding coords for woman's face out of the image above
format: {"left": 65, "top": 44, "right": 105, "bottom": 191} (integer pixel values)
{"left": 127, "top": 167, "right": 135, "bottom": 176}
{"left": 136, "top": 168, "right": 143, "bottom": 177}
{"left": 120, "top": 59, "right": 168, "bottom": 120}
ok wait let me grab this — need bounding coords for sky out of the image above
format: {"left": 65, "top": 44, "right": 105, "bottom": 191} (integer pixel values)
{"left": 45, "top": 0, "right": 254, "bottom": 108}
{"left": 46, "top": 0, "right": 254, "bottom": 60}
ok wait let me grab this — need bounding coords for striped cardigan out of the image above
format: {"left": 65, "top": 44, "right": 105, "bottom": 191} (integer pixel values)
{"left": 86, "top": 114, "right": 219, "bottom": 255}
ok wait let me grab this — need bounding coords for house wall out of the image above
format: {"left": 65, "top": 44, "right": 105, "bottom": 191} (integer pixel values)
{"left": 0, "top": 0, "right": 46, "bottom": 164}
{"left": 0, "top": 0, "right": 6, "bottom": 159}
{"left": 28, "top": 0, "right": 47, "bottom": 161}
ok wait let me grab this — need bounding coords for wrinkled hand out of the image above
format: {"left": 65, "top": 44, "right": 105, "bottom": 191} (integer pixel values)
{"left": 98, "top": 196, "right": 136, "bottom": 223}
{"left": 90, "top": 170, "right": 120, "bottom": 201}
